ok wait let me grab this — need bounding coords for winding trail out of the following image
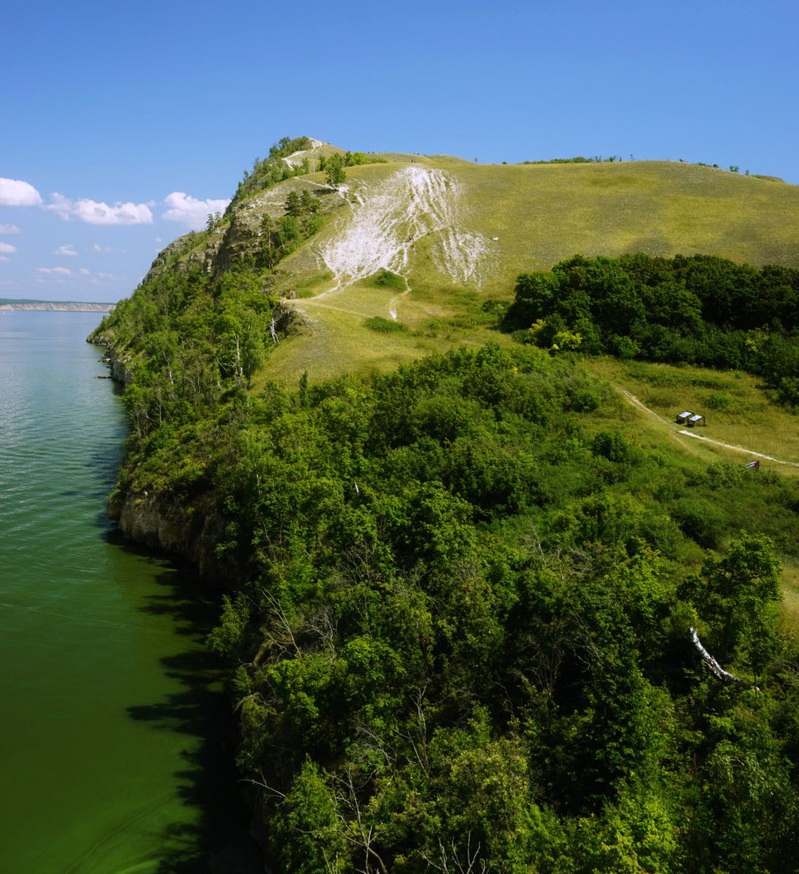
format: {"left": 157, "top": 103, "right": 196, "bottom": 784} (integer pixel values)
{"left": 677, "top": 429, "right": 799, "bottom": 467}
{"left": 619, "top": 388, "right": 799, "bottom": 468}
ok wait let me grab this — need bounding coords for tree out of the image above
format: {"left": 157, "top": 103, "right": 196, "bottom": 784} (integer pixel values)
{"left": 284, "top": 190, "right": 302, "bottom": 217}
{"left": 325, "top": 154, "right": 347, "bottom": 187}
{"left": 692, "top": 534, "right": 781, "bottom": 676}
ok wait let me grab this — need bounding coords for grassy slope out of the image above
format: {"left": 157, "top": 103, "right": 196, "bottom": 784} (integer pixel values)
{"left": 580, "top": 357, "right": 799, "bottom": 625}
{"left": 584, "top": 357, "right": 799, "bottom": 472}
{"left": 239, "top": 154, "right": 799, "bottom": 617}
{"left": 258, "top": 159, "right": 799, "bottom": 385}
{"left": 453, "top": 161, "right": 799, "bottom": 288}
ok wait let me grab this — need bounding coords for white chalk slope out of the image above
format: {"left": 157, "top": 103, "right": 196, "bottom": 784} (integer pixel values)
{"left": 318, "top": 167, "right": 491, "bottom": 294}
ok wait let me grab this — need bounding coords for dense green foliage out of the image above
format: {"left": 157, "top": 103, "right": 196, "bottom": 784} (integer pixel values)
{"left": 504, "top": 253, "right": 799, "bottom": 406}
{"left": 197, "top": 345, "right": 799, "bottom": 873}
{"left": 255, "top": 190, "right": 323, "bottom": 270}
{"left": 90, "top": 265, "right": 277, "bottom": 495}
{"left": 323, "top": 152, "right": 347, "bottom": 187}
{"left": 100, "top": 175, "right": 799, "bottom": 871}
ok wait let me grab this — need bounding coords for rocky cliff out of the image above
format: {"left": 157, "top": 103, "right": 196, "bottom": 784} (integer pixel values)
{"left": 109, "top": 489, "right": 231, "bottom": 581}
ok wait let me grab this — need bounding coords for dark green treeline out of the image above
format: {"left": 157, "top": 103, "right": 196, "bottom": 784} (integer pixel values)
{"left": 504, "top": 253, "right": 799, "bottom": 406}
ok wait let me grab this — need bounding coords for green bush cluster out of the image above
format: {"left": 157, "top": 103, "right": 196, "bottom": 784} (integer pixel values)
{"left": 363, "top": 316, "right": 408, "bottom": 333}
{"left": 371, "top": 268, "right": 406, "bottom": 290}
{"left": 504, "top": 253, "right": 799, "bottom": 405}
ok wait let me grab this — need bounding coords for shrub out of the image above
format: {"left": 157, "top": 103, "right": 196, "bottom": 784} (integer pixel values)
{"left": 371, "top": 268, "right": 406, "bottom": 291}
{"left": 670, "top": 496, "right": 727, "bottom": 548}
{"left": 364, "top": 316, "right": 408, "bottom": 333}
{"left": 707, "top": 391, "right": 736, "bottom": 411}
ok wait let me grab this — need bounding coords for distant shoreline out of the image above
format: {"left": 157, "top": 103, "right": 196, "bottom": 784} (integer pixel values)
{"left": 0, "top": 301, "right": 115, "bottom": 312}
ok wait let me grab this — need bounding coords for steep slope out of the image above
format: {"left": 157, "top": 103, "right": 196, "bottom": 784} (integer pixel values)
{"left": 275, "top": 157, "right": 799, "bottom": 297}
{"left": 317, "top": 166, "right": 492, "bottom": 291}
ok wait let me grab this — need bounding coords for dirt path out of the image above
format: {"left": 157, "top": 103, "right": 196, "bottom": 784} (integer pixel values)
{"left": 677, "top": 430, "right": 799, "bottom": 467}
{"left": 620, "top": 389, "right": 799, "bottom": 468}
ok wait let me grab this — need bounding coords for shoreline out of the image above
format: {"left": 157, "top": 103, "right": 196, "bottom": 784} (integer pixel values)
{"left": 0, "top": 301, "right": 114, "bottom": 312}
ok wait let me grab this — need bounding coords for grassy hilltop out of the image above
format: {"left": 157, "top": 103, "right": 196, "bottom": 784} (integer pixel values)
{"left": 154, "top": 143, "right": 799, "bottom": 383}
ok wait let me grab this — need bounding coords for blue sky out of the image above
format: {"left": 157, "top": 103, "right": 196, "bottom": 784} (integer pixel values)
{"left": 2, "top": 0, "right": 797, "bottom": 302}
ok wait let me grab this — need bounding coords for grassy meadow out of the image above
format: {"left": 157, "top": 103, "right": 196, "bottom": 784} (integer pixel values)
{"left": 585, "top": 357, "right": 799, "bottom": 471}
{"left": 449, "top": 160, "right": 799, "bottom": 286}
{"left": 262, "top": 157, "right": 799, "bottom": 383}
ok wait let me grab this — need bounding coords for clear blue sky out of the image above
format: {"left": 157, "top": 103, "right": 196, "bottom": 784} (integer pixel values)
{"left": 2, "top": 0, "right": 797, "bottom": 302}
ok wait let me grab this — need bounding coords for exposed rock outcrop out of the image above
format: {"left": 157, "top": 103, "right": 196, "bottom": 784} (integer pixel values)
{"left": 109, "top": 489, "right": 234, "bottom": 583}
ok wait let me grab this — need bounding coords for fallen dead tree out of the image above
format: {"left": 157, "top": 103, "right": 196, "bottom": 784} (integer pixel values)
{"left": 689, "top": 627, "right": 758, "bottom": 689}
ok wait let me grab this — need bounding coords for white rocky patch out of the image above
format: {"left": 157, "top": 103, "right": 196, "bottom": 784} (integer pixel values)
{"left": 283, "top": 138, "right": 328, "bottom": 168}
{"left": 317, "top": 167, "right": 490, "bottom": 294}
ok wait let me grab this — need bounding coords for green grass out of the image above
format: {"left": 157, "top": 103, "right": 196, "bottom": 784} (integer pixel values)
{"left": 447, "top": 161, "right": 799, "bottom": 295}
{"left": 581, "top": 356, "right": 799, "bottom": 613}
{"left": 257, "top": 285, "right": 514, "bottom": 388}
{"left": 584, "top": 357, "right": 799, "bottom": 471}
{"left": 259, "top": 157, "right": 799, "bottom": 386}
{"left": 364, "top": 316, "right": 408, "bottom": 333}
{"left": 779, "top": 557, "right": 799, "bottom": 632}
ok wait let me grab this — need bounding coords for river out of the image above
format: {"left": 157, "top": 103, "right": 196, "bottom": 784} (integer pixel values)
{"left": 0, "top": 311, "right": 258, "bottom": 873}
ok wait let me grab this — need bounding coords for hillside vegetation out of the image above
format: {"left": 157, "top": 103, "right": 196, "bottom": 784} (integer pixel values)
{"left": 145, "top": 139, "right": 799, "bottom": 383}
{"left": 92, "top": 138, "right": 799, "bottom": 873}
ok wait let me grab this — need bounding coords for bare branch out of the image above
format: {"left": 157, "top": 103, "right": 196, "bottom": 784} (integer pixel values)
{"left": 419, "top": 832, "right": 489, "bottom": 872}
{"left": 240, "top": 769, "right": 286, "bottom": 800}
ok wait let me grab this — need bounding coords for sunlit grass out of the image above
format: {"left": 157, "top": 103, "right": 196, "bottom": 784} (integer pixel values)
{"left": 448, "top": 160, "right": 799, "bottom": 295}
{"left": 254, "top": 157, "right": 799, "bottom": 384}
{"left": 255, "top": 282, "right": 513, "bottom": 389}
{"left": 585, "top": 357, "right": 799, "bottom": 472}
{"left": 778, "top": 557, "right": 799, "bottom": 632}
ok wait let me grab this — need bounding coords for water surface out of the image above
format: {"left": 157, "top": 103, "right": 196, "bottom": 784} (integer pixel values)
{"left": 0, "top": 311, "right": 256, "bottom": 873}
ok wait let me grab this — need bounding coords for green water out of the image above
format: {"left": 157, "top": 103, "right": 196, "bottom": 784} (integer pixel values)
{"left": 0, "top": 312, "right": 257, "bottom": 873}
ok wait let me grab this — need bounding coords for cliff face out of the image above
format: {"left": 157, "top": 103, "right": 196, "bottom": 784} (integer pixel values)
{"left": 109, "top": 489, "right": 231, "bottom": 582}
{"left": 94, "top": 340, "right": 234, "bottom": 581}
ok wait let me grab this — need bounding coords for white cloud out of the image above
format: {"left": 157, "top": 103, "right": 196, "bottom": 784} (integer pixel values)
{"left": 0, "top": 242, "right": 17, "bottom": 254}
{"left": 0, "top": 178, "right": 42, "bottom": 207}
{"left": 46, "top": 193, "right": 153, "bottom": 225}
{"left": 36, "top": 266, "right": 72, "bottom": 276}
{"left": 0, "top": 256, "right": 9, "bottom": 263}
{"left": 90, "top": 243, "right": 125, "bottom": 253}
{"left": 0, "top": 223, "right": 21, "bottom": 234}
{"left": 55, "top": 244, "right": 77, "bottom": 256}
{"left": 79, "top": 267, "right": 91, "bottom": 276}
{"left": 162, "top": 191, "right": 230, "bottom": 230}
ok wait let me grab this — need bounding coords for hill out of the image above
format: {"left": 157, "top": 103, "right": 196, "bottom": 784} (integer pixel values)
{"left": 148, "top": 140, "right": 799, "bottom": 381}
{"left": 0, "top": 299, "right": 114, "bottom": 311}
{"left": 91, "top": 138, "right": 799, "bottom": 874}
